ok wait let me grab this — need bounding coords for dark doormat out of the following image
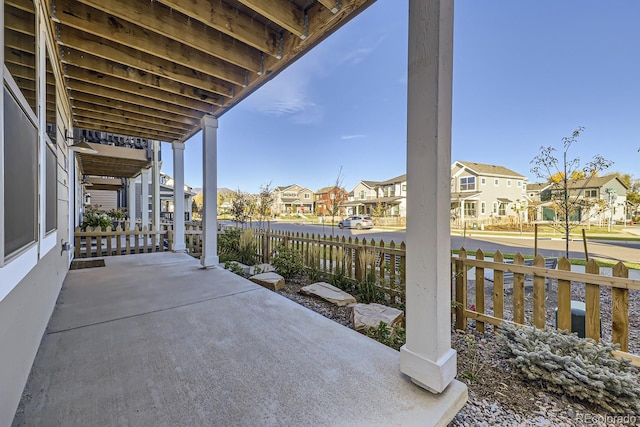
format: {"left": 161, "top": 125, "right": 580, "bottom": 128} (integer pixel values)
{"left": 70, "top": 259, "right": 106, "bottom": 270}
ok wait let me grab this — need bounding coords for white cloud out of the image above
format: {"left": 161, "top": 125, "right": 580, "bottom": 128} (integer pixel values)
{"left": 341, "top": 134, "right": 367, "bottom": 140}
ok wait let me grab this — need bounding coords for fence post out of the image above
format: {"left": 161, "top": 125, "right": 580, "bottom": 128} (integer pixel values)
{"left": 612, "top": 262, "right": 629, "bottom": 352}
{"left": 513, "top": 252, "right": 525, "bottom": 325}
{"left": 585, "top": 259, "right": 601, "bottom": 341}
{"left": 475, "top": 249, "right": 485, "bottom": 333}
{"left": 557, "top": 257, "right": 572, "bottom": 332}
{"left": 533, "top": 255, "right": 546, "bottom": 329}
{"left": 493, "top": 250, "right": 504, "bottom": 332}
{"left": 455, "top": 247, "right": 467, "bottom": 330}
{"left": 354, "top": 237, "right": 364, "bottom": 282}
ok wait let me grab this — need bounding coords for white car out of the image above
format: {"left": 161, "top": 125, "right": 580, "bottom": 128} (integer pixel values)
{"left": 338, "top": 216, "right": 374, "bottom": 230}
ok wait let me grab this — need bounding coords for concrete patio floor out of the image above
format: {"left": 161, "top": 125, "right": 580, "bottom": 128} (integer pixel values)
{"left": 13, "top": 252, "right": 466, "bottom": 426}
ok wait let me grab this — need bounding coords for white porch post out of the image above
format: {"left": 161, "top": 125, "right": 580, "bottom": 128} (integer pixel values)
{"left": 400, "top": 0, "right": 457, "bottom": 394}
{"left": 128, "top": 176, "right": 137, "bottom": 228}
{"left": 201, "top": 116, "right": 219, "bottom": 267}
{"left": 152, "top": 140, "right": 161, "bottom": 231}
{"left": 141, "top": 168, "right": 150, "bottom": 229}
{"left": 172, "top": 141, "right": 186, "bottom": 252}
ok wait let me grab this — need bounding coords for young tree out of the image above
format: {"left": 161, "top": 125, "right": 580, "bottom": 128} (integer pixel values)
{"left": 327, "top": 167, "right": 349, "bottom": 236}
{"left": 230, "top": 188, "right": 252, "bottom": 226}
{"left": 256, "top": 181, "right": 275, "bottom": 232}
{"left": 531, "top": 127, "right": 613, "bottom": 257}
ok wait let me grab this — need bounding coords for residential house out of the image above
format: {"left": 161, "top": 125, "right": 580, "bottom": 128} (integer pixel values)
{"left": 344, "top": 175, "right": 408, "bottom": 217}
{"left": 344, "top": 180, "right": 380, "bottom": 215}
{"left": 1, "top": 2, "right": 465, "bottom": 424}
{"left": 535, "top": 175, "right": 628, "bottom": 223}
{"left": 315, "top": 186, "right": 349, "bottom": 216}
{"left": 450, "top": 161, "right": 528, "bottom": 224}
{"left": 157, "top": 172, "right": 196, "bottom": 222}
{"left": 273, "top": 184, "right": 314, "bottom": 215}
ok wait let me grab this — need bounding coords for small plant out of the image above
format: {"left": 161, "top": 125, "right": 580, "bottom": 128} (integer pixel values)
{"left": 218, "top": 227, "right": 242, "bottom": 263}
{"left": 498, "top": 323, "right": 640, "bottom": 413}
{"left": 306, "top": 245, "right": 323, "bottom": 282}
{"left": 81, "top": 211, "right": 112, "bottom": 231}
{"left": 459, "top": 334, "right": 486, "bottom": 383}
{"left": 357, "top": 250, "right": 385, "bottom": 304}
{"left": 364, "top": 321, "right": 406, "bottom": 351}
{"left": 271, "top": 244, "right": 304, "bottom": 279}
{"left": 225, "top": 261, "right": 247, "bottom": 277}
{"left": 238, "top": 228, "right": 257, "bottom": 265}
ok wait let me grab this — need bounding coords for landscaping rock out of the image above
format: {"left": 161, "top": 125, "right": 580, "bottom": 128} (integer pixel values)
{"left": 249, "top": 272, "right": 285, "bottom": 291}
{"left": 300, "top": 282, "right": 357, "bottom": 307}
{"left": 351, "top": 303, "right": 404, "bottom": 332}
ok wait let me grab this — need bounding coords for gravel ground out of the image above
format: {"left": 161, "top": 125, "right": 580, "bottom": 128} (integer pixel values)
{"left": 271, "top": 273, "right": 640, "bottom": 426}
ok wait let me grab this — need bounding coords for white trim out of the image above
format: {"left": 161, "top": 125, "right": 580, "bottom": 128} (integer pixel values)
{"left": 3, "top": 66, "right": 38, "bottom": 127}
{"left": 0, "top": 245, "right": 38, "bottom": 302}
{"left": 40, "top": 231, "right": 57, "bottom": 259}
{"left": 0, "top": 0, "right": 5, "bottom": 266}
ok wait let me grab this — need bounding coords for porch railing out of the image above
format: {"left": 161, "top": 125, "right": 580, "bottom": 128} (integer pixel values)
{"left": 73, "top": 225, "right": 168, "bottom": 258}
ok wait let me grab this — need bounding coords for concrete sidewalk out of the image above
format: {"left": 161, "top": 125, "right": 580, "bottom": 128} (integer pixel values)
{"left": 13, "top": 252, "right": 466, "bottom": 427}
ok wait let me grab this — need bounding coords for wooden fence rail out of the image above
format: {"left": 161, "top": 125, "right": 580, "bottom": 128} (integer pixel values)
{"left": 452, "top": 247, "right": 639, "bottom": 366}
{"left": 74, "top": 224, "right": 168, "bottom": 258}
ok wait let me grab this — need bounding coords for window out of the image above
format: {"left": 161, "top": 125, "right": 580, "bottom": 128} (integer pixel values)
{"left": 480, "top": 202, "right": 486, "bottom": 215}
{"left": 402, "top": 184, "right": 407, "bottom": 192}
{"left": 4, "top": 86, "right": 38, "bottom": 258}
{"left": 359, "top": 190, "right": 366, "bottom": 200}
{"left": 584, "top": 189, "right": 598, "bottom": 198}
{"left": 492, "top": 202, "right": 498, "bottom": 214}
{"left": 498, "top": 202, "right": 507, "bottom": 216}
{"left": 460, "top": 176, "right": 476, "bottom": 191}
{"left": 494, "top": 178, "right": 499, "bottom": 186}
{"left": 330, "top": 193, "right": 335, "bottom": 200}
{"left": 480, "top": 178, "right": 486, "bottom": 185}
{"left": 45, "top": 142, "right": 57, "bottom": 233}
{"left": 464, "top": 201, "right": 476, "bottom": 217}
{"left": 507, "top": 179, "right": 512, "bottom": 187}
{"left": 517, "top": 181, "right": 521, "bottom": 187}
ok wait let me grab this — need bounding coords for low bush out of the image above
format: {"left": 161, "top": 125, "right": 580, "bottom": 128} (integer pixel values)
{"left": 271, "top": 245, "right": 304, "bottom": 279}
{"left": 364, "top": 321, "right": 405, "bottom": 351}
{"left": 498, "top": 323, "right": 640, "bottom": 413}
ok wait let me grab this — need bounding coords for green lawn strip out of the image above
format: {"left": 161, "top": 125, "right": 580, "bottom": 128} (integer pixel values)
{"left": 451, "top": 249, "right": 640, "bottom": 270}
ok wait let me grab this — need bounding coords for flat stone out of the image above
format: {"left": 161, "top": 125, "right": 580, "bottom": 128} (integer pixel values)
{"left": 300, "top": 282, "right": 357, "bottom": 307}
{"left": 249, "top": 272, "right": 285, "bottom": 291}
{"left": 351, "top": 303, "right": 404, "bottom": 332}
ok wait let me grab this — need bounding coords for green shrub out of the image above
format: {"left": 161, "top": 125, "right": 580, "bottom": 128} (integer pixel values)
{"left": 364, "top": 321, "right": 405, "bottom": 351}
{"left": 218, "top": 227, "right": 242, "bottom": 263}
{"left": 81, "top": 212, "right": 112, "bottom": 231}
{"left": 238, "top": 228, "right": 257, "bottom": 265}
{"left": 225, "top": 261, "right": 247, "bottom": 277}
{"left": 271, "top": 245, "right": 304, "bottom": 279}
{"left": 498, "top": 323, "right": 640, "bottom": 413}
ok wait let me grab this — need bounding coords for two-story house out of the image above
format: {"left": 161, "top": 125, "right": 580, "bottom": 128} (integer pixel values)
{"left": 450, "top": 161, "right": 528, "bottom": 224}
{"left": 344, "top": 180, "right": 380, "bottom": 215}
{"left": 273, "top": 184, "right": 314, "bottom": 215}
{"left": 315, "top": 186, "right": 349, "bottom": 216}
{"left": 536, "top": 175, "right": 628, "bottom": 223}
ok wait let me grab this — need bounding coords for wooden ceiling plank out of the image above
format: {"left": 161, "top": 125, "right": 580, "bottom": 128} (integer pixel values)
{"left": 65, "top": 65, "right": 219, "bottom": 112}
{"left": 58, "top": 28, "right": 236, "bottom": 96}
{"left": 70, "top": 91, "right": 202, "bottom": 127}
{"left": 154, "top": 0, "right": 281, "bottom": 58}
{"left": 73, "top": 100, "right": 193, "bottom": 132}
{"left": 5, "top": 3, "right": 35, "bottom": 36}
{"left": 75, "top": 109, "right": 187, "bottom": 136}
{"left": 317, "top": 0, "right": 341, "bottom": 14}
{"left": 5, "top": 27, "right": 35, "bottom": 54}
{"left": 237, "top": 0, "right": 306, "bottom": 39}
{"left": 75, "top": 0, "right": 262, "bottom": 72}
{"left": 56, "top": 4, "right": 245, "bottom": 84}
{"left": 74, "top": 119, "right": 180, "bottom": 142}
{"left": 62, "top": 48, "right": 223, "bottom": 106}
{"left": 68, "top": 81, "right": 205, "bottom": 119}
{"left": 5, "top": 0, "right": 35, "bottom": 14}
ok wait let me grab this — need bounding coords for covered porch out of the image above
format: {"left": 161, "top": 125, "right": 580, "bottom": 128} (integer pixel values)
{"left": 14, "top": 252, "right": 465, "bottom": 425}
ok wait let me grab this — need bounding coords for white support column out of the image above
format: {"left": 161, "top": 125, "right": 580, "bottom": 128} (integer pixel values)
{"left": 141, "top": 168, "right": 150, "bottom": 229}
{"left": 172, "top": 141, "right": 186, "bottom": 252}
{"left": 128, "top": 176, "right": 137, "bottom": 228}
{"left": 201, "top": 116, "right": 219, "bottom": 267}
{"left": 152, "top": 141, "right": 161, "bottom": 231}
{"left": 400, "top": 0, "right": 457, "bottom": 394}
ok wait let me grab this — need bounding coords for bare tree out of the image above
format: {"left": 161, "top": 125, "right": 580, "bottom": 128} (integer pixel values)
{"left": 327, "top": 167, "right": 349, "bottom": 236}
{"left": 531, "top": 127, "right": 613, "bottom": 257}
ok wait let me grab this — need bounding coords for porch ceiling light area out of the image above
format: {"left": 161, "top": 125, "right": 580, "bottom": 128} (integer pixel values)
{"left": 76, "top": 143, "right": 151, "bottom": 178}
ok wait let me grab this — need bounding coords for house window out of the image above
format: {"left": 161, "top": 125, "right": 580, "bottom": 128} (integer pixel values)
{"left": 330, "top": 193, "right": 335, "bottom": 200}
{"left": 480, "top": 202, "right": 486, "bottom": 215}
{"left": 517, "top": 181, "right": 521, "bottom": 187}
{"left": 4, "top": 86, "right": 38, "bottom": 258}
{"left": 460, "top": 176, "right": 476, "bottom": 191}
{"left": 480, "top": 178, "right": 486, "bottom": 185}
{"left": 464, "top": 201, "right": 476, "bottom": 217}
{"left": 402, "top": 184, "right": 407, "bottom": 191}
{"left": 584, "top": 189, "right": 598, "bottom": 198}
{"left": 304, "top": 193, "right": 310, "bottom": 199}
{"left": 45, "top": 142, "right": 57, "bottom": 233}
{"left": 492, "top": 202, "right": 498, "bottom": 214}
{"left": 494, "top": 178, "right": 499, "bottom": 186}
{"left": 498, "top": 202, "right": 507, "bottom": 216}
{"left": 359, "top": 190, "right": 366, "bottom": 200}
{"left": 507, "top": 179, "right": 511, "bottom": 187}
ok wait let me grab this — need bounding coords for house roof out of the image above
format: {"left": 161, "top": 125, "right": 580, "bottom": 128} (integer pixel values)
{"left": 361, "top": 196, "right": 403, "bottom": 204}
{"left": 563, "top": 174, "right": 628, "bottom": 190}
{"left": 378, "top": 174, "right": 407, "bottom": 186}
{"left": 450, "top": 191, "right": 482, "bottom": 200}
{"left": 526, "top": 182, "right": 553, "bottom": 192}
{"left": 316, "top": 186, "right": 346, "bottom": 194}
{"left": 455, "top": 161, "right": 525, "bottom": 178}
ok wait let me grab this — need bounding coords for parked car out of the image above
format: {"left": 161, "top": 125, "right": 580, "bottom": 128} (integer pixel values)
{"left": 338, "top": 216, "right": 374, "bottom": 230}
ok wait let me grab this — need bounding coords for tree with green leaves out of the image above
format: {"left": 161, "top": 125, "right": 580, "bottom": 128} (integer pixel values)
{"left": 531, "top": 127, "right": 613, "bottom": 257}
{"left": 230, "top": 188, "right": 252, "bottom": 226}
{"left": 256, "top": 181, "right": 275, "bottom": 232}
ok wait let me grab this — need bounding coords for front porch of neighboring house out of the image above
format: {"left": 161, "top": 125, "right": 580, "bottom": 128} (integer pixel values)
{"left": 2, "top": 0, "right": 467, "bottom": 425}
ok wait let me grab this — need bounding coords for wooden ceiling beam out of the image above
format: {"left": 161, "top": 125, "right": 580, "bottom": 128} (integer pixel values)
{"left": 58, "top": 0, "right": 261, "bottom": 73}
{"left": 4, "top": 27, "right": 35, "bottom": 54}
{"left": 74, "top": 118, "right": 181, "bottom": 142}
{"left": 58, "top": 28, "right": 236, "bottom": 96}
{"left": 4, "top": 3, "right": 35, "bottom": 36}
{"left": 5, "top": 0, "right": 34, "bottom": 14}
{"left": 61, "top": 48, "right": 223, "bottom": 105}
{"left": 154, "top": 0, "right": 281, "bottom": 58}
{"left": 70, "top": 91, "right": 202, "bottom": 127}
{"left": 237, "top": 0, "right": 306, "bottom": 39}
{"left": 75, "top": 109, "right": 189, "bottom": 137}
{"left": 73, "top": 100, "right": 193, "bottom": 133}
{"left": 65, "top": 64, "right": 221, "bottom": 111}
{"left": 53, "top": 4, "right": 249, "bottom": 85}
{"left": 317, "top": 0, "right": 341, "bottom": 14}
{"left": 68, "top": 80, "right": 205, "bottom": 119}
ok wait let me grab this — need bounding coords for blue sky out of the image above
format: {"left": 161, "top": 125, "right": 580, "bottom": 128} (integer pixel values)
{"left": 161, "top": 0, "right": 640, "bottom": 193}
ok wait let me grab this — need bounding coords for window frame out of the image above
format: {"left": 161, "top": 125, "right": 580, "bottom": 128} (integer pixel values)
{"left": 494, "top": 178, "right": 499, "bottom": 186}
{"left": 480, "top": 201, "right": 486, "bottom": 215}
{"left": 460, "top": 176, "right": 476, "bottom": 192}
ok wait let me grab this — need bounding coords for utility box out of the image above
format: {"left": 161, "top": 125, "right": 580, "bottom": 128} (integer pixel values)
{"left": 555, "top": 301, "right": 587, "bottom": 338}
